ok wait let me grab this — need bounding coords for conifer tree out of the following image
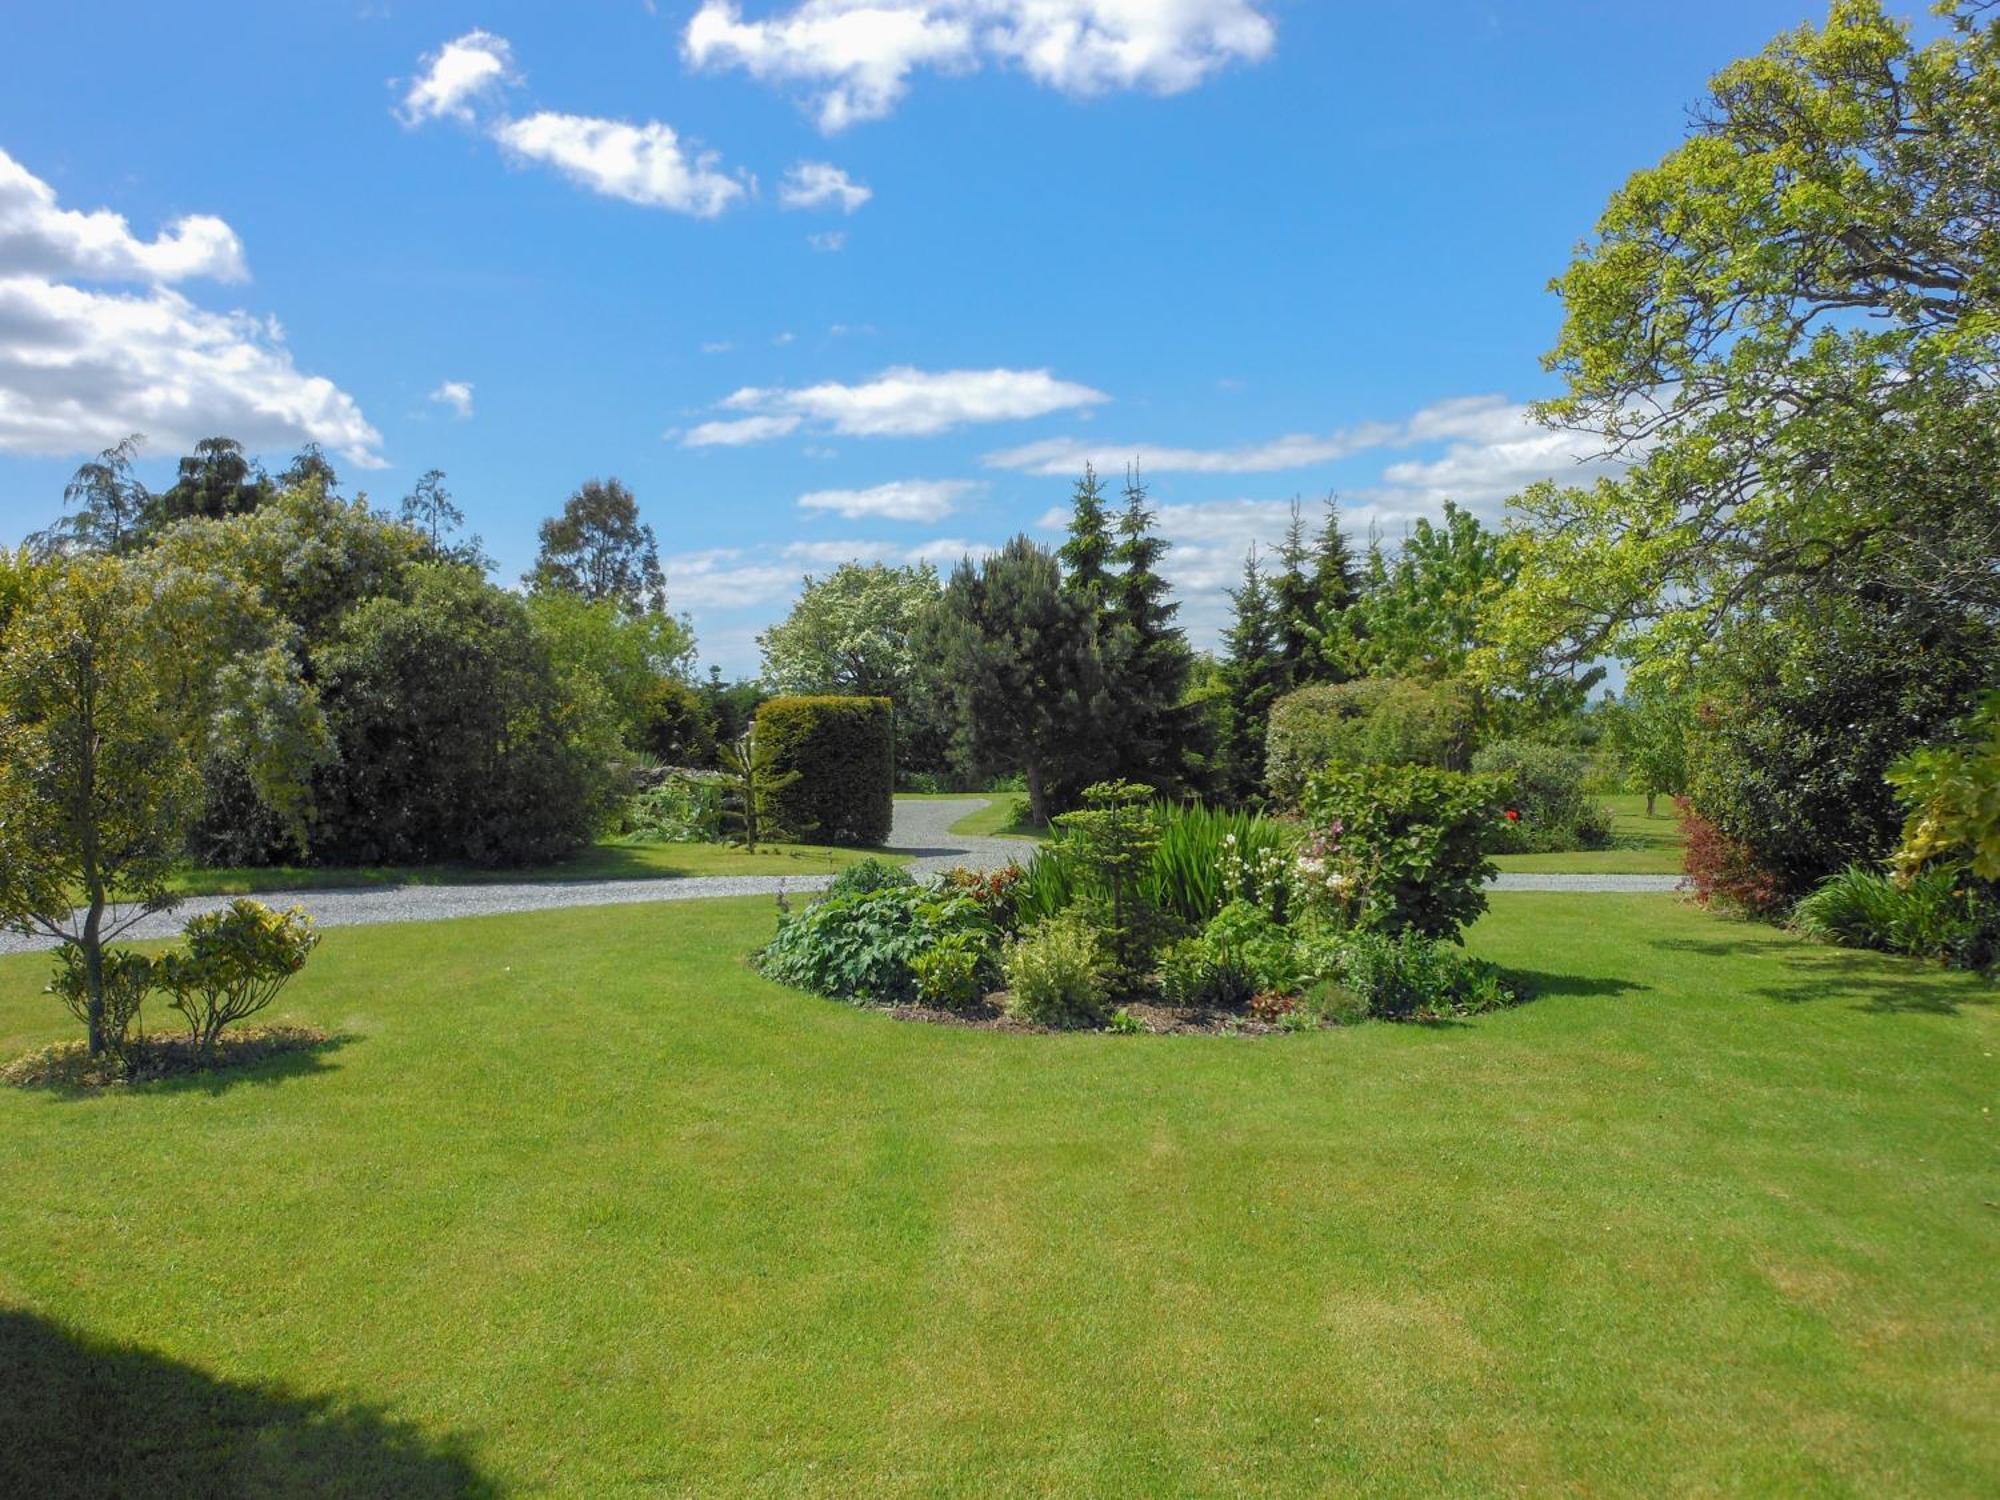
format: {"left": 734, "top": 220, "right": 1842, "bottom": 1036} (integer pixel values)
{"left": 1058, "top": 464, "right": 1115, "bottom": 608}
{"left": 1220, "top": 544, "right": 1285, "bottom": 799}
{"left": 1309, "top": 495, "right": 1361, "bottom": 678}
{"left": 1105, "top": 467, "right": 1193, "bottom": 791}
{"left": 1271, "top": 498, "right": 1317, "bottom": 685}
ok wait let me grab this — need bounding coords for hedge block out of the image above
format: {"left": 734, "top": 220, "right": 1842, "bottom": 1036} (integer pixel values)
{"left": 755, "top": 695, "right": 895, "bottom": 847}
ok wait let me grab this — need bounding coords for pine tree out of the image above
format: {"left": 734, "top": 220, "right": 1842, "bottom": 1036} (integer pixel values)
{"left": 1220, "top": 544, "right": 1285, "bottom": 799}
{"left": 1105, "top": 467, "right": 1193, "bottom": 792}
{"left": 1272, "top": 498, "right": 1317, "bottom": 685}
{"left": 1058, "top": 464, "right": 1115, "bottom": 607}
{"left": 1308, "top": 495, "right": 1362, "bottom": 680}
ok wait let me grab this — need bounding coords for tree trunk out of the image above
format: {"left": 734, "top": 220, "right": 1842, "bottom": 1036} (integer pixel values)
{"left": 1646, "top": 790, "right": 1657, "bottom": 819}
{"left": 81, "top": 896, "right": 107, "bottom": 1057}
{"left": 1024, "top": 763, "right": 1049, "bottom": 829}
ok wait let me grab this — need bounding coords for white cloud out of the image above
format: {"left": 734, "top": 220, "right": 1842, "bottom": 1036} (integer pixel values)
{"left": 807, "top": 230, "right": 848, "bottom": 252}
{"left": 492, "top": 112, "right": 748, "bottom": 217}
{"left": 779, "top": 161, "right": 872, "bottom": 212}
{"left": 797, "top": 477, "right": 979, "bottom": 521}
{"left": 429, "top": 379, "right": 474, "bottom": 418}
{"left": 783, "top": 536, "right": 989, "bottom": 569}
{"left": 696, "top": 365, "right": 1108, "bottom": 443}
{"left": 0, "top": 276, "right": 384, "bottom": 466}
{"left": 0, "top": 154, "right": 380, "bottom": 467}
{"left": 0, "top": 148, "right": 246, "bottom": 285}
{"left": 398, "top": 30, "right": 519, "bottom": 126}
{"left": 685, "top": 0, "right": 1276, "bottom": 130}
{"left": 683, "top": 413, "right": 805, "bottom": 447}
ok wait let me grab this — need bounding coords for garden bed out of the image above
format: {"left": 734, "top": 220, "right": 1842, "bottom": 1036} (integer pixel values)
{"left": 1, "top": 1024, "right": 334, "bottom": 1090}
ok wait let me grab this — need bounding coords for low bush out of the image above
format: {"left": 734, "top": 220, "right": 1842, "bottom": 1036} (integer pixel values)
{"left": 1793, "top": 865, "right": 2000, "bottom": 969}
{"left": 911, "top": 930, "right": 993, "bottom": 1010}
{"left": 1296, "top": 767, "right": 1504, "bottom": 940}
{"left": 755, "top": 695, "right": 895, "bottom": 847}
{"left": 1160, "top": 901, "right": 1300, "bottom": 1010}
{"left": 1264, "top": 677, "right": 1475, "bottom": 808}
{"left": 1678, "top": 799, "right": 1787, "bottom": 916}
{"left": 1331, "top": 930, "right": 1519, "bottom": 1020}
{"left": 2, "top": 1024, "right": 333, "bottom": 1090}
{"left": 825, "top": 858, "right": 915, "bottom": 902}
{"left": 1014, "top": 800, "right": 1291, "bottom": 932}
{"left": 159, "top": 900, "right": 320, "bottom": 1049}
{"left": 45, "top": 945, "right": 156, "bottom": 1073}
{"left": 1471, "top": 740, "right": 1613, "bottom": 854}
{"left": 935, "top": 865, "right": 1026, "bottom": 937}
{"left": 758, "top": 885, "right": 991, "bottom": 1006}
{"left": 1002, "top": 910, "right": 1108, "bottom": 1028}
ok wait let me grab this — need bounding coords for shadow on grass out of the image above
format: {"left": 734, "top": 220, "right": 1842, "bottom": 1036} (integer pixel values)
{"left": 10, "top": 1032, "right": 354, "bottom": 1103}
{"left": 0, "top": 1309, "right": 496, "bottom": 1498}
{"left": 1505, "top": 969, "right": 1650, "bottom": 1001}
{"left": 1649, "top": 938, "right": 1996, "bottom": 1015}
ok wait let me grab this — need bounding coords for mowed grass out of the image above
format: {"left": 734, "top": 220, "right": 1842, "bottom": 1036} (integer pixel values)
{"left": 159, "top": 838, "right": 901, "bottom": 898}
{"left": 1493, "top": 792, "right": 1687, "bottom": 874}
{"left": 0, "top": 895, "right": 1994, "bottom": 1496}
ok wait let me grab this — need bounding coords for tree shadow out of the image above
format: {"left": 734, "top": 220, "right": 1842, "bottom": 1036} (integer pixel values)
{"left": 0, "top": 1308, "right": 497, "bottom": 1498}
{"left": 1648, "top": 938, "right": 1995, "bottom": 1016}
{"left": 18, "top": 1033, "right": 354, "bottom": 1104}
{"left": 1503, "top": 969, "right": 1650, "bottom": 1001}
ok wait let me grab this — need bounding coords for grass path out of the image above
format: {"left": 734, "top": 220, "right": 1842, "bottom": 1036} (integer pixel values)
{"left": 0, "top": 894, "right": 1993, "bottom": 1496}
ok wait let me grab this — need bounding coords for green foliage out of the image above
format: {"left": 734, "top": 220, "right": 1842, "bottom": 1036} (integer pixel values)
{"left": 526, "top": 590, "right": 698, "bottom": 754}
{"left": 1471, "top": 740, "right": 1614, "bottom": 854}
{"left": 718, "top": 727, "right": 799, "bottom": 853}
{"left": 758, "top": 886, "right": 992, "bottom": 1007}
{"left": 911, "top": 930, "right": 993, "bottom": 1010}
{"left": 45, "top": 946, "right": 156, "bottom": 1073}
{"left": 159, "top": 900, "right": 319, "bottom": 1049}
{"left": 635, "top": 677, "right": 717, "bottom": 766}
{"left": 1332, "top": 930, "right": 1520, "bottom": 1021}
{"left": 1324, "top": 503, "right": 1523, "bottom": 687}
{"left": 1888, "top": 691, "right": 2000, "bottom": 884}
{"left": 1298, "top": 767, "right": 1504, "bottom": 940}
{"left": 1602, "top": 682, "right": 1692, "bottom": 814}
{"left": 1264, "top": 676, "right": 1476, "bottom": 807}
{"left": 1219, "top": 545, "right": 1286, "bottom": 799}
{"left": 1159, "top": 901, "right": 1299, "bottom": 1010}
{"left": 1791, "top": 866, "right": 1994, "bottom": 967}
{"left": 757, "top": 561, "right": 941, "bottom": 700}
{"left": 826, "top": 858, "right": 915, "bottom": 902}
{"left": 1100, "top": 470, "right": 1198, "bottom": 795}
{"left": 314, "top": 565, "right": 613, "bottom": 867}
{"left": 1015, "top": 800, "right": 1291, "bottom": 932}
{"left": 525, "top": 477, "right": 666, "bottom": 615}
{"left": 1051, "top": 780, "right": 1164, "bottom": 989}
{"left": 754, "top": 696, "right": 895, "bottom": 847}
{"left": 1001, "top": 910, "right": 1109, "bottom": 1028}
{"left": 398, "top": 469, "right": 489, "bottom": 569}
{"left": 621, "top": 777, "right": 723, "bottom": 844}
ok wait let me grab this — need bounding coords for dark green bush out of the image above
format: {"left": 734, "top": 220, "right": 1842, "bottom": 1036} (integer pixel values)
{"left": 1333, "top": 930, "right": 1519, "bottom": 1020}
{"left": 1471, "top": 740, "right": 1614, "bottom": 854}
{"left": 1297, "top": 766, "right": 1504, "bottom": 940}
{"left": 1264, "top": 677, "right": 1475, "bottom": 808}
{"left": 825, "top": 857, "right": 915, "bottom": 901}
{"left": 755, "top": 696, "right": 895, "bottom": 847}
{"left": 758, "top": 885, "right": 991, "bottom": 1005}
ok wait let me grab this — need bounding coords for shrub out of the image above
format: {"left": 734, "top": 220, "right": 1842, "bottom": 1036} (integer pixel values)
{"left": 935, "top": 864, "right": 1026, "bottom": 936}
{"left": 1678, "top": 799, "right": 1786, "bottom": 916}
{"left": 1002, "top": 910, "right": 1109, "bottom": 1027}
{"left": 1264, "top": 677, "right": 1475, "bottom": 808}
{"left": 621, "top": 776, "right": 722, "bottom": 844}
{"left": 1052, "top": 781, "right": 1167, "bottom": 991}
{"left": 755, "top": 696, "right": 895, "bottom": 847}
{"left": 1333, "top": 930, "right": 1519, "bottom": 1020}
{"left": 1159, "top": 901, "right": 1300, "bottom": 1010}
{"left": 1793, "top": 865, "right": 2000, "bottom": 968}
{"left": 158, "top": 900, "right": 320, "bottom": 1049}
{"left": 1297, "top": 767, "right": 1504, "bottom": 940}
{"left": 1014, "top": 801, "right": 1291, "bottom": 932}
{"left": 758, "top": 886, "right": 990, "bottom": 1006}
{"left": 1887, "top": 690, "right": 2000, "bottom": 884}
{"left": 1471, "top": 740, "right": 1614, "bottom": 854}
{"left": 911, "top": 930, "right": 992, "bottom": 1010}
{"left": 825, "top": 857, "right": 915, "bottom": 902}
{"left": 46, "top": 945, "right": 156, "bottom": 1073}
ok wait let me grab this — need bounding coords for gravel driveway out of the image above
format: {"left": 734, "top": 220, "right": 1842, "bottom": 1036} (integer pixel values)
{"left": 0, "top": 798, "right": 1679, "bottom": 956}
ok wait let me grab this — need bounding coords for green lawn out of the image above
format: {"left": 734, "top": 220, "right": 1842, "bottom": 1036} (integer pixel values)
{"left": 1, "top": 895, "right": 1994, "bottom": 1496}
{"left": 157, "top": 838, "right": 902, "bottom": 898}
{"left": 1492, "top": 792, "right": 1687, "bottom": 874}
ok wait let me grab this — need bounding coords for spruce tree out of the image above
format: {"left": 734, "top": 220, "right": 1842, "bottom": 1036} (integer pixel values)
{"left": 1058, "top": 464, "right": 1115, "bottom": 607}
{"left": 1105, "top": 467, "right": 1193, "bottom": 792}
{"left": 1220, "top": 544, "right": 1285, "bottom": 799}
{"left": 1309, "top": 495, "right": 1362, "bottom": 680}
{"left": 1271, "top": 498, "right": 1317, "bottom": 686}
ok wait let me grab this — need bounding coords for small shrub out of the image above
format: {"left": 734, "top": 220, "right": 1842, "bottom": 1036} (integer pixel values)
{"left": 1793, "top": 865, "right": 1998, "bottom": 967}
{"left": 46, "top": 945, "right": 156, "bottom": 1073}
{"left": 621, "top": 776, "right": 722, "bottom": 844}
{"left": 755, "top": 695, "right": 895, "bottom": 847}
{"left": 1003, "top": 910, "right": 1108, "bottom": 1028}
{"left": 1471, "top": 740, "right": 1614, "bottom": 854}
{"left": 1160, "top": 900, "right": 1300, "bottom": 1010}
{"left": 936, "top": 864, "right": 1027, "bottom": 937}
{"left": 911, "top": 929, "right": 992, "bottom": 1010}
{"left": 1334, "top": 931, "right": 1519, "bottom": 1020}
{"left": 1297, "top": 767, "right": 1504, "bottom": 941}
{"left": 1678, "top": 798, "right": 1787, "bottom": 916}
{"left": 759, "top": 886, "right": 991, "bottom": 1006}
{"left": 1107, "top": 1007, "right": 1146, "bottom": 1034}
{"left": 1053, "top": 781, "right": 1171, "bottom": 991}
{"left": 826, "top": 858, "right": 915, "bottom": 902}
{"left": 1014, "top": 801, "right": 1290, "bottom": 932}
{"left": 1247, "top": 990, "right": 1297, "bottom": 1024}
{"left": 158, "top": 900, "right": 320, "bottom": 1049}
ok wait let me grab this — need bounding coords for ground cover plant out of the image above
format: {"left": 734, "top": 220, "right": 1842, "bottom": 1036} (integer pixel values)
{"left": 0, "top": 894, "right": 1993, "bottom": 1495}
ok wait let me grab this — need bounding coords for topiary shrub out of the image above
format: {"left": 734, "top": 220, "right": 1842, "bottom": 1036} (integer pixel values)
{"left": 1471, "top": 740, "right": 1614, "bottom": 853}
{"left": 1264, "top": 677, "right": 1475, "bottom": 808}
{"left": 1296, "top": 766, "right": 1504, "bottom": 941}
{"left": 754, "top": 696, "right": 895, "bottom": 847}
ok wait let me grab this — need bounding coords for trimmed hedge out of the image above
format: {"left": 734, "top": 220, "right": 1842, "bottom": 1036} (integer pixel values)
{"left": 1264, "top": 677, "right": 1475, "bottom": 808}
{"left": 755, "top": 695, "right": 895, "bottom": 847}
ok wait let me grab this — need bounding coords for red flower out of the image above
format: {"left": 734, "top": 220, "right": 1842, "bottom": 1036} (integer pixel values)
{"left": 1504, "top": 808, "right": 1520, "bottom": 822}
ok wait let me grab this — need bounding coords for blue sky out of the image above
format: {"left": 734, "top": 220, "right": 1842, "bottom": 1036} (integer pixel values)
{"left": 0, "top": 0, "right": 1888, "bottom": 674}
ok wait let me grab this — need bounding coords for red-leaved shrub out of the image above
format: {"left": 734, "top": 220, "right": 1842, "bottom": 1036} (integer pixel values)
{"left": 1677, "top": 798, "right": 1786, "bottom": 915}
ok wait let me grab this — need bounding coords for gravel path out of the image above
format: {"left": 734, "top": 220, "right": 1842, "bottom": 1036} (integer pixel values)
{"left": 0, "top": 799, "right": 1679, "bottom": 956}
